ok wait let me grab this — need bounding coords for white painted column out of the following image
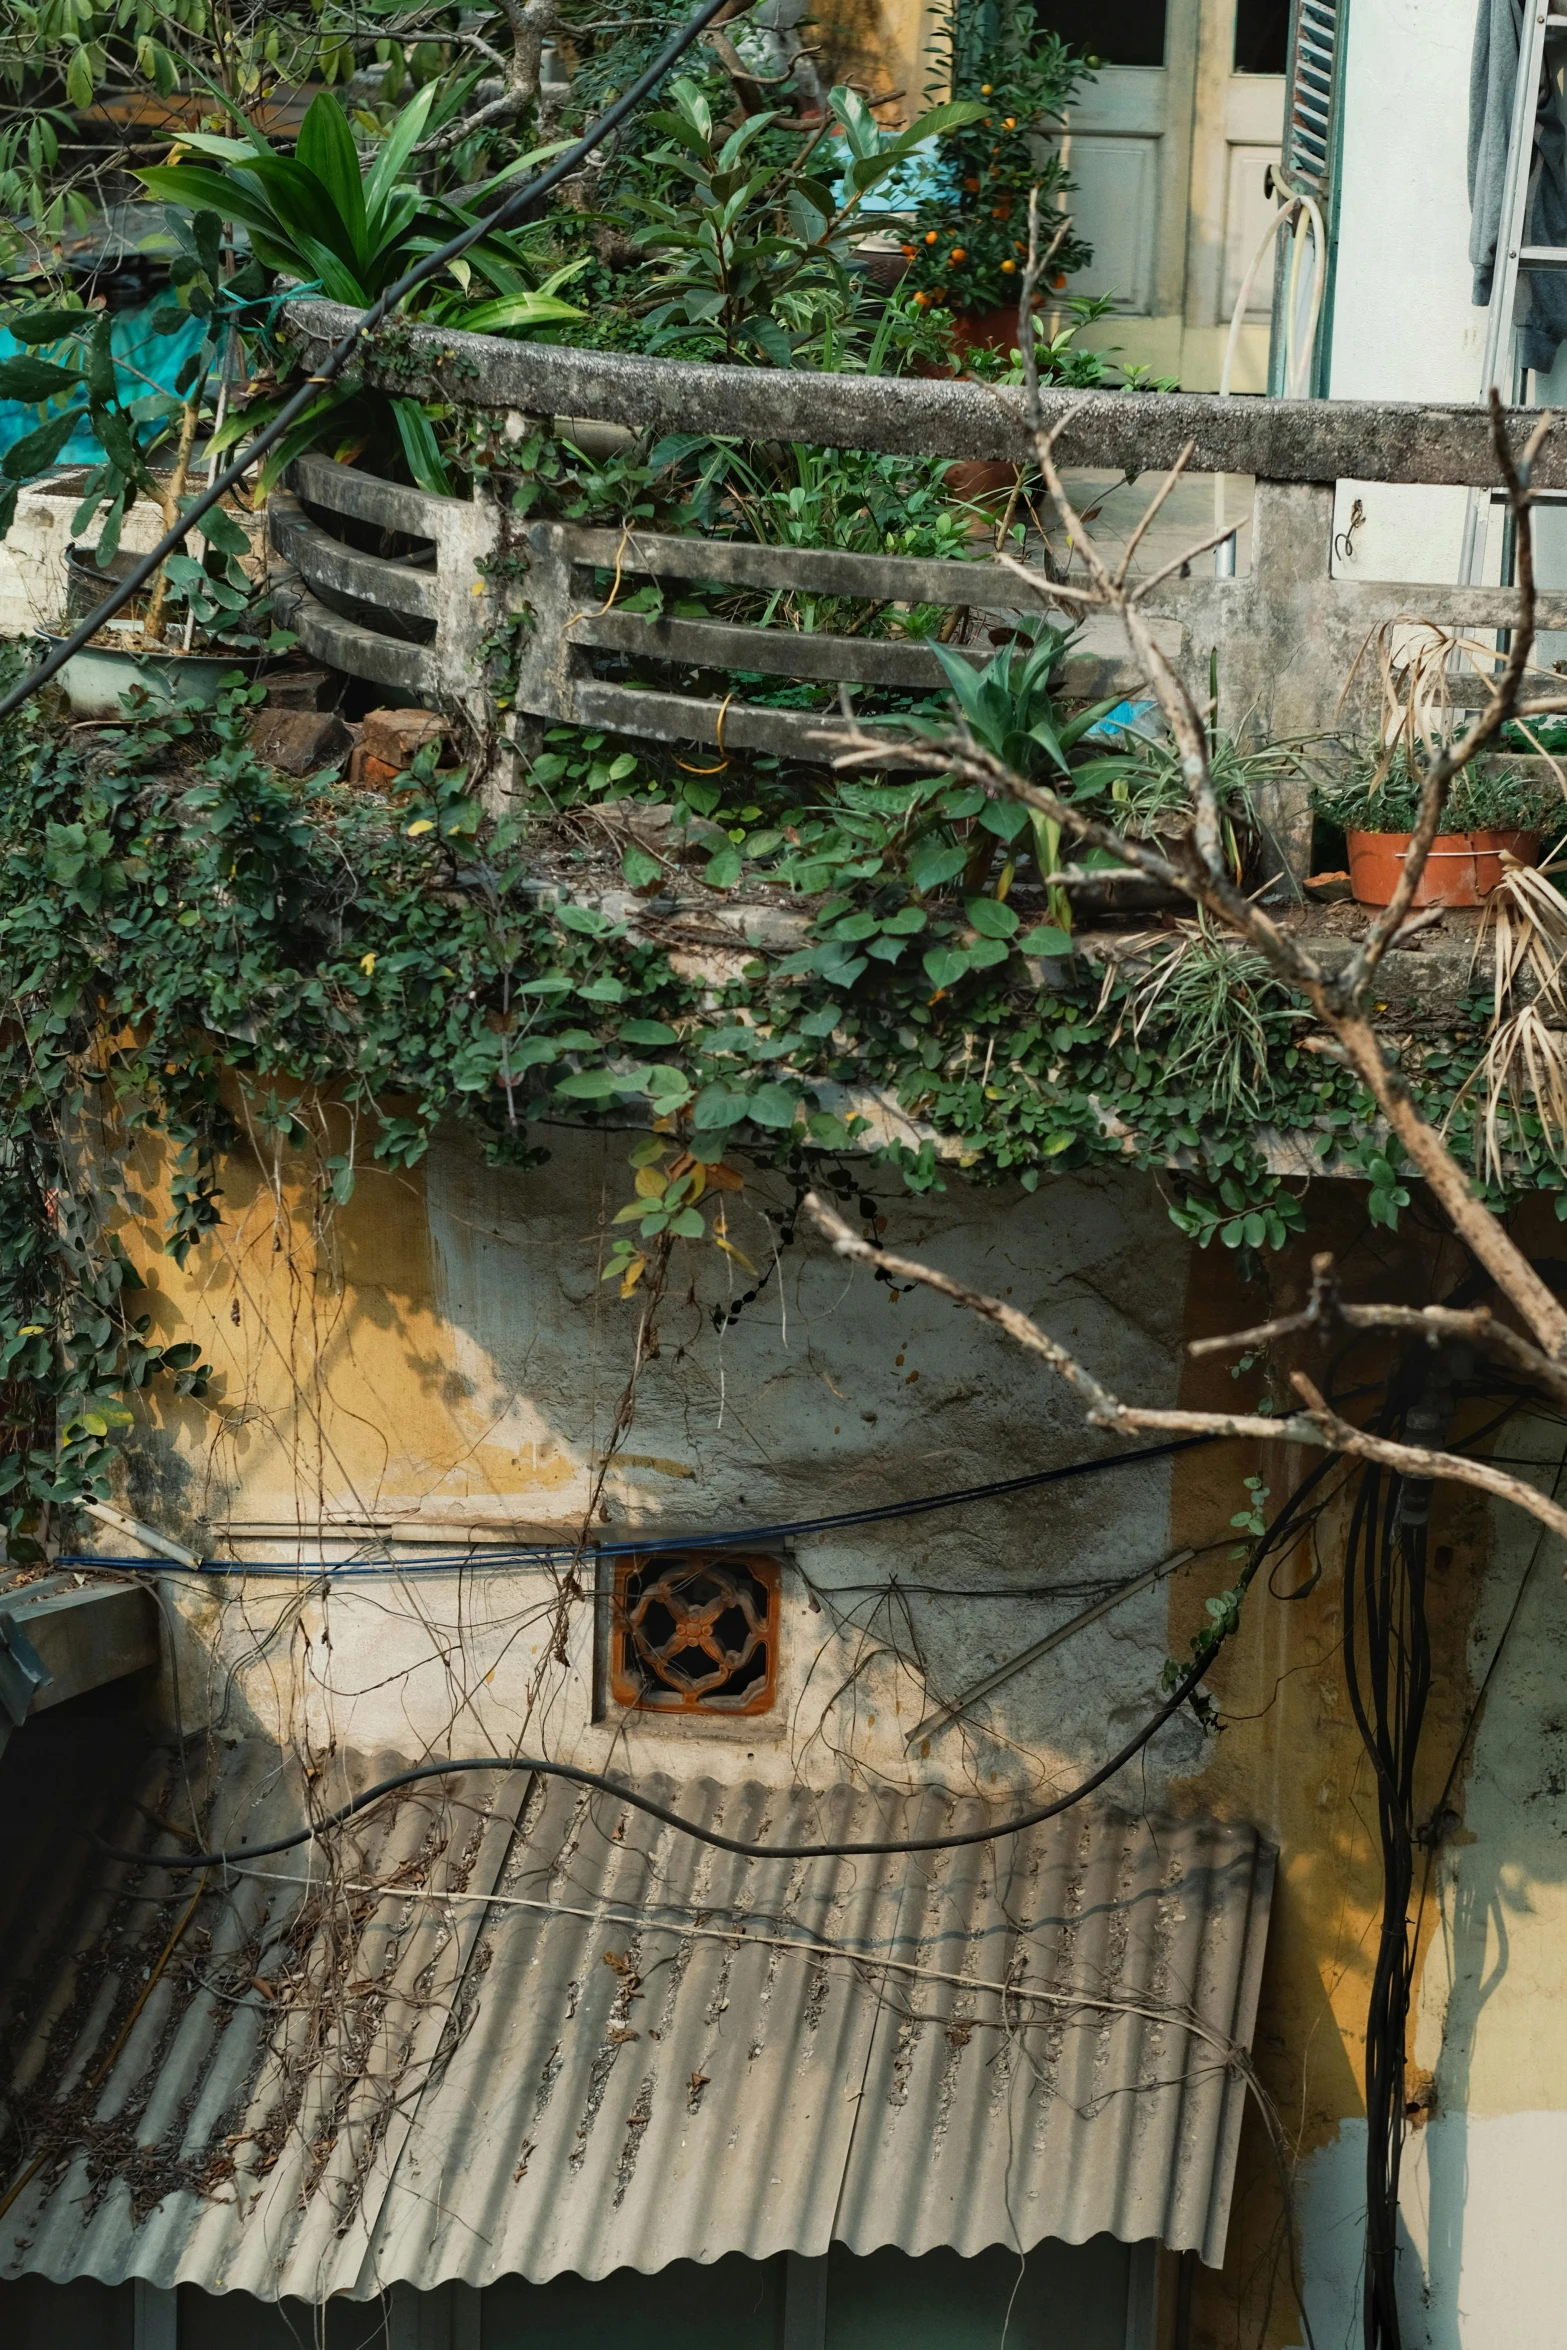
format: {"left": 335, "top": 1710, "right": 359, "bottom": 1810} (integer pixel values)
{"left": 1326, "top": 0, "right": 1487, "bottom": 589}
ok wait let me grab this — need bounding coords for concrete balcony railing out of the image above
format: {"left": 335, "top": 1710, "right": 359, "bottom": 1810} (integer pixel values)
{"left": 273, "top": 300, "right": 1567, "bottom": 869}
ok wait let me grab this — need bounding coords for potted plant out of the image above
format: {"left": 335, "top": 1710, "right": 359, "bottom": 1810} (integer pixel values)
{"left": 134, "top": 83, "right": 591, "bottom": 501}
{"left": 900, "top": 4, "right": 1093, "bottom": 340}
{"left": 1314, "top": 752, "right": 1565, "bottom": 909}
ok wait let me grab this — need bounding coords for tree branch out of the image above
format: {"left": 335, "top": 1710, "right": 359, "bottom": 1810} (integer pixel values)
{"left": 803, "top": 1199, "right": 1567, "bottom": 1547}
{"left": 1187, "top": 1250, "right": 1567, "bottom": 1412}
{"left": 840, "top": 199, "right": 1567, "bottom": 1366}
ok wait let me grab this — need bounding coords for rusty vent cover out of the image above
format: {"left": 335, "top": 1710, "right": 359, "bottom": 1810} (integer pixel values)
{"left": 611, "top": 1552, "right": 780, "bottom": 1714}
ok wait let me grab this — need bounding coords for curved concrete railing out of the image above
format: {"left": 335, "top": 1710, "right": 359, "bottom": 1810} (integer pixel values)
{"left": 272, "top": 303, "right": 1567, "bottom": 866}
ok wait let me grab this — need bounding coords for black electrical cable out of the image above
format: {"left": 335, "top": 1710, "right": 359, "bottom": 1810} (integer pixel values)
{"left": 58, "top": 1431, "right": 1222, "bottom": 1578}
{"left": 0, "top": 0, "right": 733, "bottom": 724}
{"left": 96, "top": 1676, "right": 1209, "bottom": 1870}
{"left": 92, "top": 1468, "right": 1332, "bottom": 1871}
{"left": 1340, "top": 1336, "right": 1482, "bottom": 2350}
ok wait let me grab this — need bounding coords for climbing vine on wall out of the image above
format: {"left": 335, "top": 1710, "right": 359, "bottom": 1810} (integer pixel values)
{"left": 0, "top": 672, "right": 1548, "bottom": 1554}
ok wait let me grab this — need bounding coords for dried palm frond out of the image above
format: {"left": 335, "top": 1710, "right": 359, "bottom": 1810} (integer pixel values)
{"left": 1341, "top": 613, "right": 1567, "bottom": 788}
{"left": 1450, "top": 854, "right": 1567, "bottom": 1185}
{"left": 1470, "top": 853, "right": 1567, "bottom": 1016}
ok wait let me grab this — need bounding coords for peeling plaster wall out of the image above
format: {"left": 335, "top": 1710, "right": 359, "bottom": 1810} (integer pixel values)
{"left": 125, "top": 1124, "right": 1202, "bottom": 1799}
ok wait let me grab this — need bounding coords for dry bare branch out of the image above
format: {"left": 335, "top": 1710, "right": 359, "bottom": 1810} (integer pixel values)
{"left": 1187, "top": 1251, "right": 1567, "bottom": 1412}
{"left": 1112, "top": 436, "right": 1198, "bottom": 590}
{"left": 804, "top": 1200, "right": 1567, "bottom": 1547}
{"left": 1004, "top": 224, "right": 1567, "bottom": 1360}
{"left": 834, "top": 199, "right": 1567, "bottom": 1383}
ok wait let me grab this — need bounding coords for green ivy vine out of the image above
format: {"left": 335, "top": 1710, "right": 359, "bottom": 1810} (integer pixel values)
{"left": 0, "top": 672, "right": 1552, "bottom": 1558}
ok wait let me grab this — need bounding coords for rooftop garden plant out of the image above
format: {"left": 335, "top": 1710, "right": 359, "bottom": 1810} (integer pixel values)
{"left": 0, "top": 240, "right": 282, "bottom": 665}
{"left": 135, "top": 84, "right": 588, "bottom": 497}
{"left": 0, "top": 667, "right": 1526, "bottom": 1554}
{"left": 624, "top": 79, "right": 986, "bottom": 365}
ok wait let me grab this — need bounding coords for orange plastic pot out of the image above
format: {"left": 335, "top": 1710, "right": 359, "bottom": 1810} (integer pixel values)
{"left": 949, "top": 302, "right": 1021, "bottom": 359}
{"left": 1344, "top": 828, "right": 1540, "bottom": 908}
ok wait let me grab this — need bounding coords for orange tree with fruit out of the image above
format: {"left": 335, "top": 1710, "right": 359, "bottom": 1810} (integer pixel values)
{"left": 901, "top": 0, "right": 1096, "bottom": 317}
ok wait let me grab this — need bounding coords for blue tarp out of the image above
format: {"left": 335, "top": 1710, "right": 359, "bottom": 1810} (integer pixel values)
{"left": 0, "top": 305, "right": 209, "bottom": 469}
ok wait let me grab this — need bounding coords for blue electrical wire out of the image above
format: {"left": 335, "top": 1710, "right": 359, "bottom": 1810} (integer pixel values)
{"left": 59, "top": 1430, "right": 1217, "bottom": 1577}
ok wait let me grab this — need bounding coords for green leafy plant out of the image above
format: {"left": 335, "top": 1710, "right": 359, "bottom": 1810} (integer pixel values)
{"left": 1313, "top": 748, "right": 1566, "bottom": 835}
{"left": 941, "top": 291, "right": 1179, "bottom": 391}
{"left": 0, "top": 670, "right": 1543, "bottom": 1554}
{"left": 1062, "top": 726, "right": 1306, "bottom": 883}
{"left": 901, "top": 617, "right": 1118, "bottom": 935}
{"left": 628, "top": 80, "right": 985, "bottom": 364}
{"left": 1127, "top": 918, "right": 1308, "bottom": 1126}
{"left": 0, "top": 261, "right": 275, "bottom": 651}
{"left": 0, "top": 110, "right": 87, "bottom": 262}
{"left": 138, "top": 86, "right": 587, "bottom": 495}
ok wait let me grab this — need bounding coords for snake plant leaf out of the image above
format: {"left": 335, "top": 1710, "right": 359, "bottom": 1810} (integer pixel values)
{"left": 1025, "top": 713, "right": 1068, "bottom": 771}
{"left": 134, "top": 166, "right": 285, "bottom": 247}
{"left": 368, "top": 188, "right": 423, "bottom": 266}
{"left": 1059, "top": 696, "right": 1126, "bottom": 749}
{"left": 390, "top": 397, "right": 452, "bottom": 497}
{"left": 452, "top": 290, "right": 585, "bottom": 336}
{"left": 468, "top": 138, "right": 578, "bottom": 203}
{"left": 240, "top": 156, "right": 364, "bottom": 278}
{"left": 249, "top": 385, "right": 357, "bottom": 497}
{"left": 163, "top": 130, "right": 268, "bottom": 165}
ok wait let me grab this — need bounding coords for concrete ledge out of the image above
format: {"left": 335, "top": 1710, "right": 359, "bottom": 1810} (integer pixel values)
{"left": 285, "top": 301, "right": 1567, "bottom": 487}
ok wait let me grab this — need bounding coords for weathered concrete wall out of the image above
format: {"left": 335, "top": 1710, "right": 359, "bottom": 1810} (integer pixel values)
{"left": 1326, "top": 0, "right": 1486, "bottom": 588}
{"left": 1166, "top": 1207, "right": 1567, "bottom": 2350}
{"left": 282, "top": 301, "right": 1567, "bottom": 487}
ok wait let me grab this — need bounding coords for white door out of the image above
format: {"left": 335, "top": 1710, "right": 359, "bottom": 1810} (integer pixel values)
{"left": 1186, "top": 0, "right": 1286, "bottom": 389}
{"left": 1052, "top": 0, "right": 1198, "bottom": 382}
{"left": 1045, "top": 1, "right": 1285, "bottom": 389}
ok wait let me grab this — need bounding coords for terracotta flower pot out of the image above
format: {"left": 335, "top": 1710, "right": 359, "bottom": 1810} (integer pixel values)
{"left": 949, "top": 302, "right": 1021, "bottom": 359}
{"left": 1344, "top": 828, "right": 1540, "bottom": 908}
{"left": 945, "top": 457, "right": 1019, "bottom": 505}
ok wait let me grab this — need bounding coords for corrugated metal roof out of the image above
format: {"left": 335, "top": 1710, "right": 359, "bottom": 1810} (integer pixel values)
{"left": 0, "top": 1737, "right": 1273, "bottom": 2300}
